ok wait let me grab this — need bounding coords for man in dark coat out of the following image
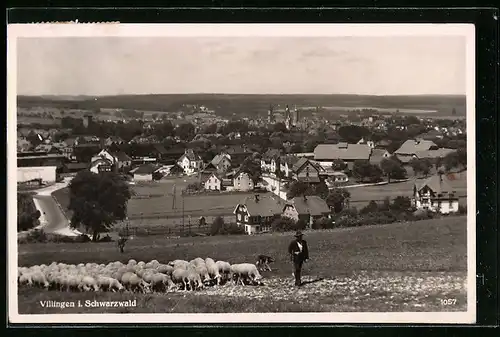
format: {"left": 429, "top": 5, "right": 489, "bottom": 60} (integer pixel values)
{"left": 288, "top": 230, "right": 309, "bottom": 286}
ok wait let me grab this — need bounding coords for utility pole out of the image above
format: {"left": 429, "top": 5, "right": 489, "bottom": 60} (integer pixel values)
{"left": 172, "top": 183, "right": 176, "bottom": 209}
{"left": 181, "top": 194, "right": 185, "bottom": 235}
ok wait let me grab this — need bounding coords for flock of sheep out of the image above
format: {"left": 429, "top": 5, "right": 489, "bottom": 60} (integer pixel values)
{"left": 18, "top": 258, "right": 264, "bottom": 293}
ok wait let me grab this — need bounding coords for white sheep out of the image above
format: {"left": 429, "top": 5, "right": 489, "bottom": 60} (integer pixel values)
{"left": 170, "top": 260, "right": 190, "bottom": 270}
{"left": 194, "top": 265, "right": 211, "bottom": 285}
{"left": 156, "top": 264, "right": 174, "bottom": 275}
{"left": 79, "top": 275, "right": 100, "bottom": 292}
{"left": 187, "top": 270, "right": 204, "bottom": 290}
{"left": 31, "top": 271, "right": 50, "bottom": 289}
{"left": 18, "top": 273, "right": 33, "bottom": 287}
{"left": 216, "top": 261, "right": 231, "bottom": 282}
{"left": 230, "top": 263, "right": 263, "bottom": 286}
{"left": 121, "top": 272, "right": 150, "bottom": 293}
{"left": 205, "top": 258, "right": 222, "bottom": 285}
{"left": 171, "top": 268, "right": 190, "bottom": 290}
{"left": 97, "top": 276, "right": 125, "bottom": 292}
{"left": 150, "top": 273, "right": 176, "bottom": 292}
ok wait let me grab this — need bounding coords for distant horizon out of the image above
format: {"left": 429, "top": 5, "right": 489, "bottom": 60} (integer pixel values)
{"left": 18, "top": 93, "right": 466, "bottom": 98}
{"left": 17, "top": 36, "right": 466, "bottom": 96}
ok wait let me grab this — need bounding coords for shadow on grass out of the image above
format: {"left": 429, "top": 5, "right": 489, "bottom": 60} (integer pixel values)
{"left": 301, "top": 277, "right": 324, "bottom": 286}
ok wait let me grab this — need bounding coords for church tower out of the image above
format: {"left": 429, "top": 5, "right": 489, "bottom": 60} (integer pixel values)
{"left": 267, "top": 105, "right": 274, "bottom": 123}
{"left": 284, "top": 105, "right": 291, "bottom": 130}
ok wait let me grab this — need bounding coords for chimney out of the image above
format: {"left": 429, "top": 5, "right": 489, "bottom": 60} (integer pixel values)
{"left": 255, "top": 194, "right": 260, "bottom": 203}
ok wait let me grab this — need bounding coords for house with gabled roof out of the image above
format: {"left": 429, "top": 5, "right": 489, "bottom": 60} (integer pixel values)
{"left": 394, "top": 139, "right": 438, "bottom": 163}
{"left": 203, "top": 173, "right": 223, "bottom": 191}
{"left": 90, "top": 157, "right": 113, "bottom": 174}
{"left": 412, "top": 174, "right": 459, "bottom": 214}
{"left": 232, "top": 171, "right": 254, "bottom": 191}
{"left": 233, "top": 194, "right": 283, "bottom": 235}
{"left": 289, "top": 157, "right": 322, "bottom": 184}
{"left": 314, "top": 143, "right": 373, "bottom": 170}
{"left": 177, "top": 148, "right": 204, "bottom": 175}
{"left": 282, "top": 195, "right": 332, "bottom": 227}
{"left": 210, "top": 153, "right": 232, "bottom": 173}
{"left": 260, "top": 148, "right": 283, "bottom": 172}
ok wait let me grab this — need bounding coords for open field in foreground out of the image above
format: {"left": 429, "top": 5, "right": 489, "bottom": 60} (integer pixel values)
{"left": 18, "top": 216, "right": 468, "bottom": 313}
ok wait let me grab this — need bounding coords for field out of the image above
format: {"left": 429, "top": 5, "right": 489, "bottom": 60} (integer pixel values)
{"left": 17, "top": 94, "right": 466, "bottom": 118}
{"left": 346, "top": 171, "right": 468, "bottom": 208}
{"left": 52, "top": 172, "right": 468, "bottom": 233}
{"left": 17, "top": 216, "right": 468, "bottom": 313}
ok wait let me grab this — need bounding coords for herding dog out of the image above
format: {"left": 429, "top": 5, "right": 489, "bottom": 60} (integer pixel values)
{"left": 256, "top": 255, "right": 274, "bottom": 272}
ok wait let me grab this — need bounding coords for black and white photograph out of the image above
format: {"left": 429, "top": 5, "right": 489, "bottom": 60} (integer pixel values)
{"left": 8, "top": 24, "right": 476, "bottom": 324}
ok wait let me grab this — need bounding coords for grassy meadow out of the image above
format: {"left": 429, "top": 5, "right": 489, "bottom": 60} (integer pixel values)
{"left": 18, "top": 216, "right": 468, "bottom": 313}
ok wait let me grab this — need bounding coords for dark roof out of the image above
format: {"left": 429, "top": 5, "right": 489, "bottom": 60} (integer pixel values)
{"left": 314, "top": 144, "right": 372, "bottom": 161}
{"left": 65, "top": 162, "right": 89, "bottom": 170}
{"left": 235, "top": 194, "right": 283, "bottom": 217}
{"left": 181, "top": 149, "right": 202, "bottom": 161}
{"left": 416, "top": 175, "right": 456, "bottom": 196}
{"left": 134, "top": 164, "right": 157, "bottom": 175}
{"left": 286, "top": 196, "right": 330, "bottom": 216}
{"left": 211, "top": 154, "right": 230, "bottom": 166}
{"left": 152, "top": 143, "right": 168, "bottom": 154}
{"left": 112, "top": 151, "right": 132, "bottom": 161}
{"left": 395, "top": 139, "right": 438, "bottom": 155}
{"left": 370, "top": 149, "right": 390, "bottom": 164}
{"left": 262, "top": 148, "right": 282, "bottom": 160}
{"left": 296, "top": 176, "right": 321, "bottom": 183}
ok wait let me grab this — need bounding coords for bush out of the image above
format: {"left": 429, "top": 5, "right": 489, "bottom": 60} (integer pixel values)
{"left": 296, "top": 219, "right": 308, "bottom": 230}
{"left": 312, "top": 216, "right": 336, "bottom": 230}
{"left": 210, "top": 217, "right": 245, "bottom": 236}
{"left": 360, "top": 200, "right": 379, "bottom": 214}
{"left": 271, "top": 217, "right": 296, "bottom": 232}
{"left": 458, "top": 204, "right": 467, "bottom": 214}
{"left": 17, "top": 192, "right": 41, "bottom": 232}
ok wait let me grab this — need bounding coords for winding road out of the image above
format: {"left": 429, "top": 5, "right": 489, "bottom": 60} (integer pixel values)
{"left": 28, "top": 178, "right": 81, "bottom": 236}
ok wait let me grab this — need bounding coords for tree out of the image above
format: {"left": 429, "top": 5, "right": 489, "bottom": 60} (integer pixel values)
{"left": 409, "top": 158, "right": 432, "bottom": 177}
{"left": 326, "top": 188, "right": 351, "bottom": 213}
{"left": 153, "top": 121, "right": 174, "bottom": 139}
{"left": 210, "top": 216, "right": 225, "bottom": 236}
{"left": 175, "top": 123, "right": 195, "bottom": 141}
{"left": 286, "top": 181, "right": 310, "bottom": 199}
{"left": 380, "top": 158, "right": 407, "bottom": 182}
{"left": 239, "top": 157, "right": 262, "bottom": 185}
{"left": 360, "top": 200, "right": 379, "bottom": 214}
{"left": 338, "top": 125, "right": 371, "bottom": 143}
{"left": 68, "top": 171, "right": 132, "bottom": 241}
{"left": 443, "top": 151, "right": 461, "bottom": 172}
{"left": 203, "top": 123, "right": 218, "bottom": 134}
{"left": 273, "top": 122, "right": 287, "bottom": 133}
{"left": 331, "top": 159, "right": 347, "bottom": 172}
{"left": 352, "top": 160, "right": 383, "bottom": 183}
{"left": 17, "top": 193, "right": 41, "bottom": 232}
{"left": 391, "top": 196, "right": 412, "bottom": 212}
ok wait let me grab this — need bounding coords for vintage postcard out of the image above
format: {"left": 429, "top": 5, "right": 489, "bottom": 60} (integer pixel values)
{"left": 8, "top": 23, "right": 476, "bottom": 324}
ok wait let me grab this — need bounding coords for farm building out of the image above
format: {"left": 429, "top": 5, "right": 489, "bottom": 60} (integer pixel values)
{"left": 282, "top": 195, "right": 331, "bottom": 227}
{"left": 131, "top": 164, "right": 156, "bottom": 181}
{"left": 412, "top": 174, "right": 459, "bottom": 214}
{"left": 210, "top": 153, "right": 232, "bottom": 173}
{"left": 394, "top": 139, "right": 438, "bottom": 163}
{"left": 314, "top": 143, "right": 372, "bottom": 169}
{"left": 90, "top": 158, "right": 113, "bottom": 174}
{"left": 233, "top": 171, "right": 254, "bottom": 191}
{"left": 204, "top": 173, "right": 223, "bottom": 191}
{"left": 233, "top": 194, "right": 283, "bottom": 235}
{"left": 177, "top": 149, "right": 204, "bottom": 175}
{"left": 369, "top": 149, "right": 392, "bottom": 165}
{"left": 290, "top": 157, "right": 322, "bottom": 184}
{"left": 17, "top": 165, "right": 57, "bottom": 184}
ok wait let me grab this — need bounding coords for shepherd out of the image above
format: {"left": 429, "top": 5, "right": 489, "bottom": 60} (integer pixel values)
{"left": 117, "top": 236, "right": 128, "bottom": 253}
{"left": 288, "top": 230, "right": 309, "bottom": 287}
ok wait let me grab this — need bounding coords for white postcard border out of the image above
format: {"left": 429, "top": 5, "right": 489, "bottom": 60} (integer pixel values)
{"left": 7, "top": 23, "right": 476, "bottom": 324}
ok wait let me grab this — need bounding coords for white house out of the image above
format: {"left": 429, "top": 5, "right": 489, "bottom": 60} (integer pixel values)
{"left": 233, "top": 171, "right": 254, "bottom": 191}
{"left": 131, "top": 164, "right": 156, "bottom": 181}
{"left": 177, "top": 149, "right": 204, "bottom": 175}
{"left": 413, "top": 174, "right": 459, "bottom": 214}
{"left": 17, "top": 166, "right": 57, "bottom": 184}
{"left": 204, "top": 173, "right": 222, "bottom": 191}
{"left": 90, "top": 158, "right": 113, "bottom": 174}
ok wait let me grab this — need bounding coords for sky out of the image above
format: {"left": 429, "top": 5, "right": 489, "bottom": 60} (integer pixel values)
{"left": 17, "top": 36, "right": 466, "bottom": 96}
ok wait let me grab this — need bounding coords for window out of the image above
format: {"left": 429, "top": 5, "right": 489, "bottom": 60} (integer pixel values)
{"left": 237, "top": 214, "right": 242, "bottom": 221}
{"left": 244, "top": 215, "right": 249, "bottom": 222}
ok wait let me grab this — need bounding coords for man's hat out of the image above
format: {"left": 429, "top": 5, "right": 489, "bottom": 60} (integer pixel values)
{"left": 294, "top": 231, "right": 304, "bottom": 237}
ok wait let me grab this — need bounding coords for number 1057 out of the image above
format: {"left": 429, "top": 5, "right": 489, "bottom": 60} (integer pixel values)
{"left": 440, "top": 298, "right": 457, "bottom": 305}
